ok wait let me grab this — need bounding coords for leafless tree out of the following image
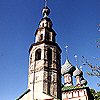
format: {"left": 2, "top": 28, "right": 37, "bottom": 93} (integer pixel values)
{"left": 82, "top": 56, "right": 100, "bottom": 86}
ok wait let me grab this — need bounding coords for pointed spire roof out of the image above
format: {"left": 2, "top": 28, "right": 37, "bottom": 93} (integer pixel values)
{"left": 61, "top": 59, "right": 74, "bottom": 75}
{"left": 73, "top": 66, "right": 83, "bottom": 77}
{"left": 73, "top": 55, "right": 83, "bottom": 77}
{"left": 61, "top": 47, "right": 75, "bottom": 75}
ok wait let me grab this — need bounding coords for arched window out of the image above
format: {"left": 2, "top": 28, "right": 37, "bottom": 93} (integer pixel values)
{"left": 35, "top": 49, "right": 41, "bottom": 61}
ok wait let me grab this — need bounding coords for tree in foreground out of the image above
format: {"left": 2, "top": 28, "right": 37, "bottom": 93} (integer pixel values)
{"left": 82, "top": 56, "right": 100, "bottom": 86}
{"left": 90, "top": 89, "right": 100, "bottom": 100}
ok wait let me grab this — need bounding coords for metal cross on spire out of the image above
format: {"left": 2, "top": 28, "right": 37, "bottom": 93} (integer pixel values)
{"left": 44, "top": 0, "right": 48, "bottom": 7}
{"left": 74, "top": 55, "right": 78, "bottom": 68}
{"left": 65, "top": 45, "right": 68, "bottom": 59}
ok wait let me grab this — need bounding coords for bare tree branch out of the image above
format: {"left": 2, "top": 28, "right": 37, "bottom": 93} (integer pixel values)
{"left": 82, "top": 56, "right": 100, "bottom": 86}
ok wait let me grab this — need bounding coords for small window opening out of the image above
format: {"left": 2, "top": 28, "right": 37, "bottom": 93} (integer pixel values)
{"left": 47, "top": 48, "right": 52, "bottom": 61}
{"left": 35, "top": 49, "right": 41, "bottom": 61}
{"left": 40, "top": 34, "right": 43, "bottom": 41}
{"left": 46, "top": 33, "right": 50, "bottom": 41}
{"left": 42, "top": 23, "right": 44, "bottom": 27}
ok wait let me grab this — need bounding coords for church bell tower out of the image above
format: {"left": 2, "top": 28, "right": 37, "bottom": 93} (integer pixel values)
{"left": 28, "top": 2, "right": 62, "bottom": 100}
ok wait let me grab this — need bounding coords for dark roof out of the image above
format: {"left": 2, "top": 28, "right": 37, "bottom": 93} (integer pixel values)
{"left": 16, "top": 89, "right": 30, "bottom": 100}
{"left": 29, "top": 41, "right": 62, "bottom": 53}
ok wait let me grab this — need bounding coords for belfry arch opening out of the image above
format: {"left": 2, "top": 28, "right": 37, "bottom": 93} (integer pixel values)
{"left": 47, "top": 48, "right": 52, "bottom": 61}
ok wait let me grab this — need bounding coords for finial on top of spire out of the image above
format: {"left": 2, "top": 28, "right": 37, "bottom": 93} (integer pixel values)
{"left": 80, "top": 66, "right": 83, "bottom": 71}
{"left": 65, "top": 45, "right": 68, "bottom": 59}
{"left": 65, "top": 45, "right": 68, "bottom": 50}
{"left": 45, "top": 0, "right": 48, "bottom": 7}
{"left": 74, "top": 55, "right": 78, "bottom": 68}
{"left": 42, "top": 0, "right": 50, "bottom": 18}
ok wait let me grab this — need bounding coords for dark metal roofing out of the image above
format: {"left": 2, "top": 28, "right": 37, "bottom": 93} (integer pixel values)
{"left": 16, "top": 89, "right": 30, "bottom": 100}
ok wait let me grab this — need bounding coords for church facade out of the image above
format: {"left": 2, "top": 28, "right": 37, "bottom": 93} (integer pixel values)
{"left": 16, "top": 2, "right": 94, "bottom": 100}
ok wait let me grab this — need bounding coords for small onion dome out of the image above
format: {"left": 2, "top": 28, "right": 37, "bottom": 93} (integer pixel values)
{"left": 42, "top": 6, "right": 50, "bottom": 18}
{"left": 81, "top": 78, "right": 87, "bottom": 86}
{"left": 73, "top": 67, "right": 83, "bottom": 77}
{"left": 61, "top": 59, "right": 75, "bottom": 75}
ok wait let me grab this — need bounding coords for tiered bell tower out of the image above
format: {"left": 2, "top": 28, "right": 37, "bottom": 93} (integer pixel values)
{"left": 28, "top": 2, "right": 62, "bottom": 100}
